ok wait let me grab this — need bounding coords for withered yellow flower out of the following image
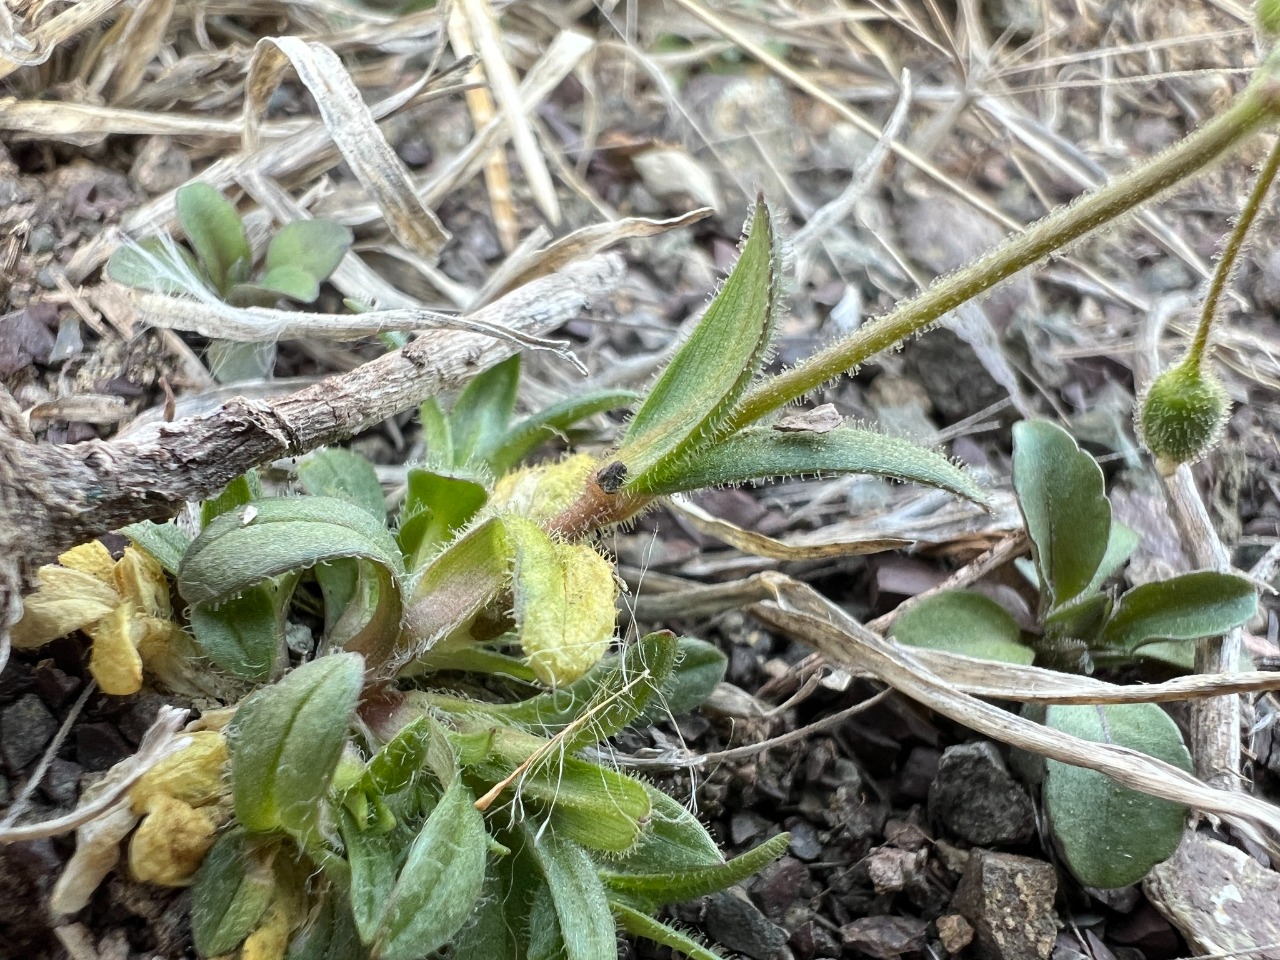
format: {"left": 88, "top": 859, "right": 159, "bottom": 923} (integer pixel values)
{"left": 128, "top": 794, "right": 218, "bottom": 886}
{"left": 13, "top": 543, "right": 186, "bottom": 696}
{"left": 130, "top": 730, "right": 229, "bottom": 812}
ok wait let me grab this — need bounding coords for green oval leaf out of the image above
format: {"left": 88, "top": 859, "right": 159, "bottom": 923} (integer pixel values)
{"left": 373, "top": 778, "right": 488, "bottom": 960}
{"left": 190, "top": 582, "right": 284, "bottom": 681}
{"left": 621, "top": 202, "right": 780, "bottom": 488}
{"left": 229, "top": 652, "right": 364, "bottom": 834}
{"left": 607, "top": 785, "right": 725, "bottom": 875}
{"left": 889, "top": 590, "right": 1034, "bottom": 665}
{"left": 285, "top": 891, "right": 363, "bottom": 960}
{"left": 1044, "top": 703, "right": 1191, "bottom": 888}
{"left": 106, "top": 236, "right": 207, "bottom": 295}
{"left": 645, "top": 635, "right": 728, "bottom": 720}
{"left": 629, "top": 426, "right": 986, "bottom": 505}
{"left": 176, "top": 182, "right": 252, "bottom": 291}
{"left": 1101, "top": 571, "right": 1257, "bottom": 652}
{"left": 451, "top": 354, "right": 521, "bottom": 466}
{"left": 1012, "top": 420, "right": 1111, "bottom": 609}
{"left": 265, "top": 219, "right": 353, "bottom": 286}
{"left": 398, "top": 467, "right": 489, "bottom": 569}
{"left": 190, "top": 829, "right": 275, "bottom": 956}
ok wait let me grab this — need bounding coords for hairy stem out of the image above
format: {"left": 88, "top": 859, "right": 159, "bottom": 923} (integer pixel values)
{"left": 728, "top": 58, "right": 1280, "bottom": 429}
{"left": 1188, "top": 135, "right": 1280, "bottom": 370}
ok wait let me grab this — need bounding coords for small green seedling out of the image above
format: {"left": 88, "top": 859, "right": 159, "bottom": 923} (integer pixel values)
{"left": 890, "top": 420, "right": 1257, "bottom": 887}
{"left": 108, "top": 183, "right": 354, "bottom": 308}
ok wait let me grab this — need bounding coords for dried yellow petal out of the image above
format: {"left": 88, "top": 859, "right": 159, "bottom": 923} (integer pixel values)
{"left": 13, "top": 566, "right": 118, "bottom": 649}
{"left": 87, "top": 602, "right": 145, "bottom": 696}
{"left": 128, "top": 794, "right": 217, "bottom": 886}
{"left": 50, "top": 801, "right": 141, "bottom": 915}
{"left": 130, "top": 730, "right": 229, "bottom": 812}
{"left": 58, "top": 541, "right": 117, "bottom": 583}
{"left": 240, "top": 901, "right": 293, "bottom": 960}
{"left": 114, "top": 546, "right": 173, "bottom": 619}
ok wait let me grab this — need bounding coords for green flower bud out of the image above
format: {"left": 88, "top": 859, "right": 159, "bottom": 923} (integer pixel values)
{"left": 1136, "top": 361, "right": 1229, "bottom": 473}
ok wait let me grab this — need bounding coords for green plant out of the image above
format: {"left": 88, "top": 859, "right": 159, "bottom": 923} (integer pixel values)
{"left": 106, "top": 182, "right": 354, "bottom": 380}
{"left": 889, "top": 420, "right": 1257, "bottom": 887}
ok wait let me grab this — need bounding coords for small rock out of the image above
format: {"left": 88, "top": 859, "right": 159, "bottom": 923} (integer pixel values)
{"left": 929, "top": 742, "right": 1035, "bottom": 845}
{"left": 704, "top": 889, "right": 791, "bottom": 960}
{"left": 33, "top": 660, "right": 81, "bottom": 709}
{"left": 936, "top": 914, "right": 974, "bottom": 954}
{"left": 1, "top": 694, "right": 58, "bottom": 774}
{"left": 1145, "top": 832, "right": 1280, "bottom": 959}
{"left": 786, "top": 819, "right": 823, "bottom": 861}
{"left": 752, "top": 858, "right": 812, "bottom": 923}
{"left": 789, "top": 918, "right": 841, "bottom": 959}
{"left": 866, "top": 847, "right": 925, "bottom": 895}
{"left": 841, "top": 916, "right": 928, "bottom": 959}
{"left": 884, "top": 819, "right": 930, "bottom": 852}
{"left": 118, "top": 693, "right": 167, "bottom": 745}
{"left": 39, "top": 757, "right": 82, "bottom": 806}
{"left": 895, "top": 746, "right": 940, "bottom": 801}
{"left": 128, "top": 136, "right": 192, "bottom": 193}
{"left": 951, "top": 850, "right": 1058, "bottom": 960}
{"left": 732, "top": 811, "right": 772, "bottom": 846}
{"left": 75, "top": 722, "right": 132, "bottom": 771}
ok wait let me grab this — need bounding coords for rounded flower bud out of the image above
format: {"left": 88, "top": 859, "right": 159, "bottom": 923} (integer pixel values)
{"left": 1136, "top": 361, "right": 1229, "bottom": 473}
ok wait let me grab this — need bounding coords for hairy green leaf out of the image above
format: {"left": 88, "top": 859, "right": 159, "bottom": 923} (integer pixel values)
{"left": 122, "top": 519, "right": 193, "bottom": 576}
{"left": 1012, "top": 420, "right": 1111, "bottom": 610}
{"left": 265, "top": 219, "right": 353, "bottom": 292}
{"left": 630, "top": 426, "right": 985, "bottom": 504}
{"left": 451, "top": 355, "right": 521, "bottom": 465}
{"left": 229, "top": 652, "right": 364, "bottom": 834}
{"left": 106, "top": 236, "right": 206, "bottom": 295}
{"left": 487, "top": 388, "right": 640, "bottom": 475}
{"left": 1101, "top": 571, "right": 1257, "bottom": 652}
{"left": 398, "top": 467, "right": 489, "bottom": 568}
{"left": 298, "top": 450, "right": 386, "bottom": 520}
{"left": 340, "top": 809, "right": 399, "bottom": 943}
{"left": 644, "top": 636, "right": 728, "bottom": 720}
{"left": 450, "top": 856, "right": 525, "bottom": 960}
{"left": 176, "top": 182, "right": 252, "bottom": 291}
{"left": 889, "top": 590, "right": 1034, "bottom": 665}
{"left": 361, "top": 713, "right": 457, "bottom": 798}
{"left": 1044, "top": 703, "right": 1190, "bottom": 888}
{"left": 1085, "top": 522, "right": 1139, "bottom": 596}
{"left": 523, "top": 829, "right": 616, "bottom": 960}
{"left": 189, "top": 582, "right": 284, "bottom": 680}
{"left": 527, "top": 880, "right": 570, "bottom": 960}
{"left": 613, "top": 902, "right": 724, "bottom": 960}
{"left": 190, "top": 829, "right": 275, "bottom": 956}
{"left": 1043, "top": 593, "right": 1111, "bottom": 651}
{"left": 607, "top": 785, "right": 724, "bottom": 875}
{"left": 602, "top": 832, "right": 790, "bottom": 912}
{"left": 418, "top": 397, "right": 453, "bottom": 465}
{"left": 402, "top": 517, "right": 510, "bottom": 654}
{"left": 202, "top": 472, "right": 263, "bottom": 527}
{"left": 373, "top": 778, "right": 488, "bottom": 960}
{"left": 179, "top": 497, "right": 404, "bottom": 666}
{"left": 621, "top": 202, "right": 779, "bottom": 488}
{"left": 285, "top": 891, "right": 363, "bottom": 960}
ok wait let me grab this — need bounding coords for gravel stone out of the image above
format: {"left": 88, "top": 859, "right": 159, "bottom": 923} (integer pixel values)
{"left": 1, "top": 693, "right": 58, "bottom": 774}
{"left": 704, "top": 889, "right": 792, "bottom": 960}
{"left": 928, "top": 742, "right": 1035, "bottom": 845}
{"left": 951, "top": 850, "right": 1058, "bottom": 960}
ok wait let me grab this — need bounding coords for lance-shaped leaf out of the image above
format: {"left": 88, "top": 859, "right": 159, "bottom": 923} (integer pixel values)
{"left": 522, "top": 828, "right": 616, "bottom": 960}
{"left": 229, "top": 652, "right": 364, "bottom": 834}
{"left": 613, "top": 903, "right": 724, "bottom": 960}
{"left": 450, "top": 853, "right": 526, "bottom": 960}
{"left": 298, "top": 449, "right": 386, "bottom": 520}
{"left": 889, "top": 591, "right": 1034, "bottom": 665}
{"left": 340, "top": 809, "right": 401, "bottom": 944}
{"left": 106, "top": 236, "right": 205, "bottom": 295}
{"left": 122, "top": 519, "right": 193, "bottom": 576}
{"left": 176, "top": 182, "right": 252, "bottom": 291}
{"left": 418, "top": 397, "right": 454, "bottom": 465}
{"left": 607, "top": 785, "right": 725, "bottom": 875}
{"left": 1085, "top": 522, "right": 1139, "bottom": 597}
{"left": 486, "top": 388, "right": 640, "bottom": 475}
{"left": 1043, "top": 703, "right": 1191, "bottom": 888}
{"left": 179, "top": 497, "right": 404, "bottom": 669}
{"left": 359, "top": 713, "right": 457, "bottom": 799}
{"left": 285, "top": 890, "right": 362, "bottom": 960}
{"left": 402, "top": 517, "right": 510, "bottom": 654}
{"left": 620, "top": 202, "right": 780, "bottom": 488}
{"left": 472, "top": 727, "right": 651, "bottom": 852}
{"left": 189, "top": 581, "right": 286, "bottom": 681}
{"left": 506, "top": 517, "right": 617, "bottom": 686}
{"left": 1100, "top": 571, "right": 1257, "bottom": 652}
{"left": 397, "top": 467, "right": 489, "bottom": 569}
{"left": 643, "top": 636, "right": 728, "bottom": 720}
{"left": 1012, "top": 420, "right": 1112, "bottom": 610}
{"left": 252, "top": 219, "right": 353, "bottom": 303}
{"left": 601, "top": 831, "right": 791, "bottom": 912}
{"left": 190, "top": 829, "right": 276, "bottom": 957}
{"left": 628, "top": 426, "right": 986, "bottom": 504}
{"left": 451, "top": 354, "right": 521, "bottom": 465}
{"left": 372, "top": 778, "right": 488, "bottom": 960}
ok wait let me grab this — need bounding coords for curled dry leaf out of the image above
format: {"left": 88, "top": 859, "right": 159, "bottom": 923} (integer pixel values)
{"left": 243, "top": 36, "right": 449, "bottom": 260}
{"left": 128, "top": 794, "right": 219, "bottom": 886}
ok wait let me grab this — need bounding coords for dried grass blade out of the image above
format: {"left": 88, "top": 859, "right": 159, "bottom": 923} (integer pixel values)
{"left": 0, "top": 0, "right": 126, "bottom": 79}
{"left": 243, "top": 36, "right": 450, "bottom": 260}
{"left": 751, "top": 572, "right": 1280, "bottom": 840}
{"left": 458, "top": 0, "right": 560, "bottom": 225}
